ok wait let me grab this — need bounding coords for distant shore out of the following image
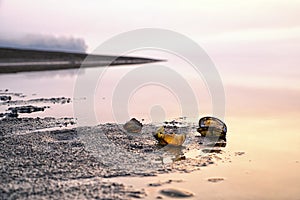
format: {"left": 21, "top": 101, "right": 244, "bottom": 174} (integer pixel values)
{"left": 0, "top": 47, "right": 163, "bottom": 73}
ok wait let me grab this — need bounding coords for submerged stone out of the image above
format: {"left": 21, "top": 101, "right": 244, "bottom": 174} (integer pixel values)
{"left": 205, "top": 140, "right": 227, "bottom": 147}
{"left": 197, "top": 116, "right": 227, "bottom": 141}
{"left": 207, "top": 177, "right": 225, "bottom": 183}
{"left": 123, "top": 118, "right": 143, "bottom": 133}
{"left": 202, "top": 148, "right": 223, "bottom": 154}
{"left": 8, "top": 105, "right": 47, "bottom": 114}
{"left": 154, "top": 126, "right": 186, "bottom": 146}
{"left": 0, "top": 95, "right": 11, "bottom": 101}
{"left": 160, "top": 188, "right": 194, "bottom": 198}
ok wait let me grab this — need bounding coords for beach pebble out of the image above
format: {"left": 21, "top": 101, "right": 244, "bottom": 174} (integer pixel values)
{"left": 148, "top": 179, "right": 183, "bottom": 187}
{"left": 149, "top": 182, "right": 162, "bottom": 187}
{"left": 160, "top": 188, "right": 194, "bottom": 198}
{"left": 207, "top": 177, "right": 224, "bottom": 183}
{"left": 234, "top": 151, "right": 245, "bottom": 156}
{"left": 8, "top": 105, "right": 48, "bottom": 114}
{"left": 0, "top": 95, "right": 11, "bottom": 101}
{"left": 123, "top": 118, "right": 143, "bottom": 133}
{"left": 202, "top": 148, "right": 222, "bottom": 154}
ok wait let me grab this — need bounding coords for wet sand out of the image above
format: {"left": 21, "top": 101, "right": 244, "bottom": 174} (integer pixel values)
{"left": 0, "top": 115, "right": 224, "bottom": 199}
{"left": 1, "top": 61, "right": 300, "bottom": 199}
{"left": 0, "top": 86, "right": 227, "bottom": 199}
{"left": 0, "top": 87, "right": 223, "bottom": 199}
{"left": 109, "top": 116, "right": 300, "bottom": 200}
{"left": 2, "top": 114, "right": 300, "bottom": 199}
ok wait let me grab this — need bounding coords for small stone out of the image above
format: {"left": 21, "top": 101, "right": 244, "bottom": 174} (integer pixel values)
{"left": 0, "top": 95, "right": 11, "bottom": 101}
{"left": 7, "top": 112, "right": 18, "bottom": 118}
{"left": 207, "top": 177, "right": 224, "bottom": 183}
{"left": 173, "top": 155, "right": 186, "bottom": 162}
{"left": 160, "top": 188, "right": 194, "bottom": 198}
{"left": 8, "top": 105, "right": 47, "bottom": 114}
{"left": 148, "top": 180, "right": 183, "bottom": 187}
{"left": 127, "top": 193, "right": 143, "bottom": 198}
{"left": 130, "top": 143, "right": 143, "bottom": 149}
{"left": 123, "top": 118, "right": 143, "bottom": 133}
{"left": 148, "top": 182, "right": 162, "bottom": 187}
{"left": 234, "top": 151, "right": 245, "bottom": 156}
{"left": 202, "top": 148, "right": 222, "bottom": 154}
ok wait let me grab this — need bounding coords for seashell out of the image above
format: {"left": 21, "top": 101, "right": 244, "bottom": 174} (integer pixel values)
{"left": 197, "top": 117, "right": 227, "bottom": 141}
{"left": 154, "top": 126, "right": 186, "bottom": 146}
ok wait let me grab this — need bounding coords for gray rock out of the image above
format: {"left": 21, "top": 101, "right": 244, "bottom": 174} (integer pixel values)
{"left": 0, "top": 95, "right": 11, "bottom": 101}
{"left": 8, "top": 105, "right": 48, "bottom": 114}
{"left": 123, "top": 118, "right": 143, "bottom": 133}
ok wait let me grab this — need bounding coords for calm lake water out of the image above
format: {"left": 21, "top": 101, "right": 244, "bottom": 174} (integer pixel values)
{"left": 1, "top": 55, "right": 300, "bottom": 199}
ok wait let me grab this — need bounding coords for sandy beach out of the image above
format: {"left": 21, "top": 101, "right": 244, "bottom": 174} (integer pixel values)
{"left": 1, "top": 1, "right": 300, "bottom": 199}
{"left": 1, "top": 64, "right": 300, "bottom": 199}
{"left": 0, "top": 99, "right": 221, "bottom": 199}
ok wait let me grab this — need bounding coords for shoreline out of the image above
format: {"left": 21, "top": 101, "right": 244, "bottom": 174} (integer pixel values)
{"left": 0, "top": 47, "right": 164, "bottom": 73}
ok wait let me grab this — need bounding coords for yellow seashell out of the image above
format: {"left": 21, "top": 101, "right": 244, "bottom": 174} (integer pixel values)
{"left": 154, "top": 126, "right": 186, "bottom": 146}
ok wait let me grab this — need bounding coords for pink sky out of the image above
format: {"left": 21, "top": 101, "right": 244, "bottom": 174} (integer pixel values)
{"left": 1, "top": 1, "right": 299, "bottom": 51}
{"left": 1, "top": 0, "right": 300, "bottom": 120}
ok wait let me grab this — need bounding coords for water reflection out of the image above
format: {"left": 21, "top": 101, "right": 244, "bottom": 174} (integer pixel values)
{"left": 23, "top": 68, "right": 80, "bottom": 78}
{"left": 198, "top": 137, "right": 227, "bottom": 148}
{"left": 158, "top": 145, "right": 185, "bottom": 164}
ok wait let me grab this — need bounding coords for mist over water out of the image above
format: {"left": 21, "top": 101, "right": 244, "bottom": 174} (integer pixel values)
{"left": 0, "top": 33, "right": 87, "bottom": 52}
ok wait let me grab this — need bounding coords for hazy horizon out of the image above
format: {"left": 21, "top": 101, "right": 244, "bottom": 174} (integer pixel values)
{"left": 1, "top": 0, "right": 299, "bottom": 86}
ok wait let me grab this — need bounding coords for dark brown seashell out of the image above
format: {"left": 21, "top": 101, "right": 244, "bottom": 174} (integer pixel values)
{"left": 197, "top": 117, "right": 227, "bottom": 141}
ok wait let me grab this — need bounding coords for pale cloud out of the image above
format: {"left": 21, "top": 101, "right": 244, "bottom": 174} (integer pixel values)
{"left": 202, "top": 27, "right": 300, "bottom": 43}
{"left": 1, "top": 0, "right": 300, "bottom": 51}
{"left": 0, "top": 33, "right": 87, "bottom": 52}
